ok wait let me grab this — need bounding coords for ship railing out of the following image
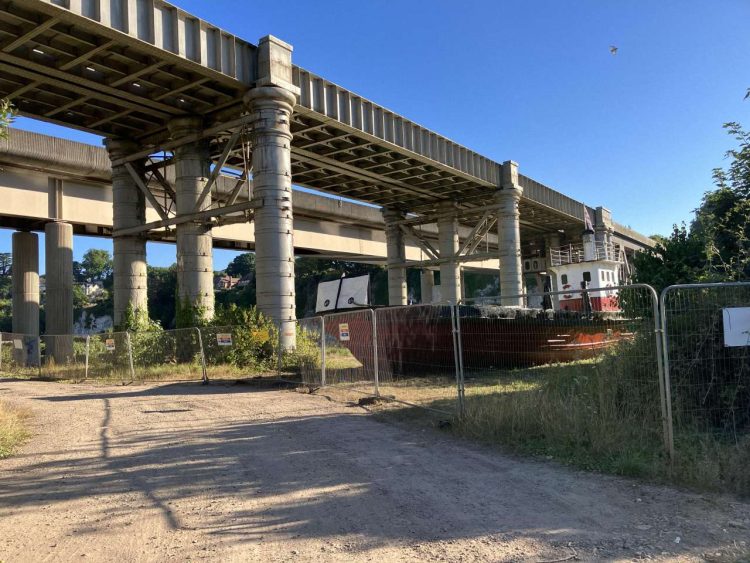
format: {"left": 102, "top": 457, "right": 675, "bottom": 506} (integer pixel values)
{"left": 550, "top": 241, "right": 618, "bottom": 266}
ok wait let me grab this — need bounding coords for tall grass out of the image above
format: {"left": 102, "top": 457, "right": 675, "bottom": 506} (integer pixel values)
{"left": 0, "top": 400, "right": 30, "bottom": 459}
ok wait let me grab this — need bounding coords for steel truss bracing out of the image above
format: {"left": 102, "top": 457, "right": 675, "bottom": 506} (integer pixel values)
{"left": 0, "top": 0, "right": 654, "bottom": 252}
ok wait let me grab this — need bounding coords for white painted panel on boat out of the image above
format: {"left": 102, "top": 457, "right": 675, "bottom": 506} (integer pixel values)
{"left": 722, "top": 307, "right": 750, "bottom": 347}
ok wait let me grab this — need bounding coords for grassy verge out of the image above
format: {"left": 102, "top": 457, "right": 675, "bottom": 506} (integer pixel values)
{"left": 313, "top": 340, "right": 750, "bottom": 496}
{"left": 0, "top": 400, "right": 30, "bottom": 459}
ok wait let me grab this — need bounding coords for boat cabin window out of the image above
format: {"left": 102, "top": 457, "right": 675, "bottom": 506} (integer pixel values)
{"left": 561, "top": 274, "right": 568, "bottom": 285}
{"left": 583, "top": 271, "right": 591, "bottom": 283}
{"left": 600, "top": 271, "right": 605, "bottom": 282}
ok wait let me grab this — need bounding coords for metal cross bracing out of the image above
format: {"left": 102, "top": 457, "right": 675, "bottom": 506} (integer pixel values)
{"left": 0, "top": 0, "right": 651, "bottom": 252}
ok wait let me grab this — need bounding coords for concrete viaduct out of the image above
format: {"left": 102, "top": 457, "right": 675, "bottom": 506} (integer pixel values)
{"left": 0, "top": 0, "right": 653, "bottom": 356}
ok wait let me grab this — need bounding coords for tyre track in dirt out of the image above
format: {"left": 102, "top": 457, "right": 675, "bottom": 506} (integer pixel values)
{"left": 1, "top": 379, "right": 749, "bottom": 562}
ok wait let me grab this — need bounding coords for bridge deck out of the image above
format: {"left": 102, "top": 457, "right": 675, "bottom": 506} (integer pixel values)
{"left": 0, "top": 0, "right": 651, "bottom": 248}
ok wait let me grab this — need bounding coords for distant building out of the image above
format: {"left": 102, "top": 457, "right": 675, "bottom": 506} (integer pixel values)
{"left": 236, "top": 272, "right": 254, "bottom": 288}
{"left": 214, "top": 274, "right": 240, "bottom": 291}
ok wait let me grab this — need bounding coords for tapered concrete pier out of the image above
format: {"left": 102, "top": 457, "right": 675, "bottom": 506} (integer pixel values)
{"left": 11, "top": 231, "right": 39, "bottom": 335}
{"left": 246, "top": 85, "right": 298, "bottom": 349}
{"left": 420, "top": 269, "right": 435, "bottom": 304}
{"left": 169, "top": 117, "right": 214, "bottom": 324}
{"left": 437, "top": 201, "right": 461, "bottom": 304}
{"left": 106, "top": 138, "right": 148, "bottom": 327}
{"left": 383, "top": 208, "right": 407, "bottom": 306}
{"left": 496, "top": 161, "right": 524, "bottom": 306}
{"left": 45, "top": 221, "right": 74, "bottom": 363}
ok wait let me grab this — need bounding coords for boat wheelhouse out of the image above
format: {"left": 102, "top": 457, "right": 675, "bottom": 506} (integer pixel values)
{"left": 548, "top": 229, "right": 625, "bottom": 312}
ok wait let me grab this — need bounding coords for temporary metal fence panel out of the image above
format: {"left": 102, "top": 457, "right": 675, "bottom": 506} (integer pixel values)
{"left": 660, "top": 283, "right": 750, "bottom": 458}
{"left": 200, "top": 324, "right": 278, "bottom": 379}
{"left": 314, "top": 309, "right": 378, "bottom": 396}
{"left": 39, "top": 334, "right": 84, "bottom": 380}
{"left": 129, "top": 328, "right": 204, "bottom": 382}
{"left": 456, "top": 284, "right": 666, "bottom": 460}
{"left": 0, "top": 332, "right": 40, "bottom": 377}
{"left": 293, "top": 317, "right": 325, "bottom": 386}
{"left": 373, "top": 304, "right": 460, "bottom": 415}
{"left": 74, "top": 332, "right": 133, "bottom": 382}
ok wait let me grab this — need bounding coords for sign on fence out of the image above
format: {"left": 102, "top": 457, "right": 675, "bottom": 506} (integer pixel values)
{"left": 722, "top": 307, "right": 750, "bottom": 347}
{"left": 216, "top": 333, "right": 233, "bottom": 347}
{"left": 338, "top": 323, "right": 350, "bottom": 341}
{"left": 105, "top": 338, "right": 116, "bottom": 351}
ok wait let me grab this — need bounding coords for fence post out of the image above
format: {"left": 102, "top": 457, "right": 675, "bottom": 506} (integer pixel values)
{"left": 320, "top": 316, "right": 326, "bottom": 387}
{"left": 37, "top": 336, "right": 42, "bottom": 377}
{"left": 370, "top": 309, "right": 380, "bottom": 397}
{"left": 195, "top": 327, "right": 208, "bottom": 385}
{"left": 84, "top": 334, "right": 90, "bottom": 380}
{"left": 642, "top": 285, "right": 673, "bottom": 464}
{"left": 450, "top": 302, "right": 465, "bottom": 417}
{"left": 659, "top": 287, "right": 677, "bottom": 463}
{"left": 0, "top": 332, "right": 3, "bottom": 373}
{"left": 125, "top": 331, "right": 135, "bottom": 383}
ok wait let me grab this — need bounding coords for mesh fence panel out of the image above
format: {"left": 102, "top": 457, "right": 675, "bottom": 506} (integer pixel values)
{"left": 662, "top": 283, "right": 750, "bottom": 448}
{"left": 200, "top": 325, "right": 278, "bottom": 379}
{"left": 40, "top": 334, "right": 82, "bottom": 380}
{"left": 457, "top": 285, "right": 665, "bottom": 460}
{"left": 129, "top": 328, "right": 204, "bottom": 382}
{"left": 75, "top": 332, "right": 133, "bottom": 382}
{"left": 317, "top": 309, "right": 377, "bottom": 395}
{"left": 374, "top": 304, "right": 459, "bottom": 414}
{"left": 295, "top": 317, "right": 324, "bottom": 386}
{"left": 0, "top": 332, "right": 40, "bottom": 377}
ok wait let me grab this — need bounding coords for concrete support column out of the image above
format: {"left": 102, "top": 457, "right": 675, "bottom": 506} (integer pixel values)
{"left": 105, "top": 138, "right": 147, "bottom": 327}
{"left": 437, "top": 201, "right": 461, "bottom": 304}
{"left": 245, "top": 86, "right": 298, "bottom": 349}
{"left": 12, "top": 231, "right": 39, "bottom": 366}
{"left": 45, "top": 221, "right": 73, "bottom": 363}
{"left": 496, "top": 161, "right": 524, "bottom": 307}
{"left": 544, "top": 232, "right": 561, "bottom": 270}
{"left": 382, "top": 207, "right": 407, "bottom": 306}
{"left": 168, "top": 117, "right": 214, "bottom": 324}
{"left": 420, "top": 269, "right": 435, "bottom": 304}
{"left": 595, "top": 206, "right": 614, "bottom": 257}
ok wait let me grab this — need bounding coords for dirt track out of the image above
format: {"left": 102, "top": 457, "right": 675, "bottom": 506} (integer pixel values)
{"left": 1, "top": 380, "right": 749, "bottom": 562}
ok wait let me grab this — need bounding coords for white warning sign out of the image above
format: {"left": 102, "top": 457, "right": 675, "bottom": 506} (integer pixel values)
{"left": 338, "top": 323, "right": 350, "bottom": 342}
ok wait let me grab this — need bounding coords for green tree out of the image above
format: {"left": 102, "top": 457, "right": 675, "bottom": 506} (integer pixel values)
{"left": 147, "top": 265, "right": 177, "bottom": 329}
{"left": 0, "top": 253, "right": 11, "bottom": 276}
{"left": 634, "top": 122, "right": 750, "bottom": 291}
{"left": 80, "top": 249, "right": 113, "bottom": 282}
{"left": 633, "top": 224, "right": 707, "bottom": 292}
{"left": 226, "top": 253, "right": 255, "bottom": 278}
{"left": 73, "top": 284, "right": 89, "bottom": 310}
{"left": 0, "top": 98, "right": 15, "bottom": 140}
{"left": 692, "top": 122, "right": 750, "bottom": 280}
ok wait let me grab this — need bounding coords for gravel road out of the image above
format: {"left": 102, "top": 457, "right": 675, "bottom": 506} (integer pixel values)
{"left": 1, "top": 379, "right": 749, "bottom": 562}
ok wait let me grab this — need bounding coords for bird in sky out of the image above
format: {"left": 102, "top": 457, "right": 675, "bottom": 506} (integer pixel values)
{"left": 609, "top": 45, "right": 618, "bottom": 55}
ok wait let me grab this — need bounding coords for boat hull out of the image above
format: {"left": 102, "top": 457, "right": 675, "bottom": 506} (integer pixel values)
{"left": 323, "top": 306, "right": 631, "bottom": 377}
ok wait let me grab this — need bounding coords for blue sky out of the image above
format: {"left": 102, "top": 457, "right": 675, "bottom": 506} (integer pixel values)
{"left": 3, "top": 0, "right": 749, "bottom": 271}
